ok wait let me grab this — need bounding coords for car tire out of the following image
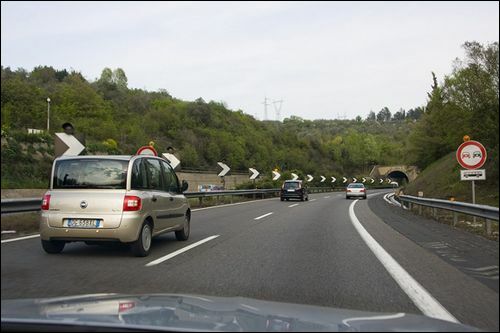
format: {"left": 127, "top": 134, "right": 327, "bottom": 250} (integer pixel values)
{"left": 301, "top": 195, "right": 305, "bottom": 201}
{"left": 41, "top": 240, "right": 65, "bottom": 254}
{"left": 305, "top": 196, "right": 309, "bottom": 201}
{"left": 346, "top": 196, "right": 349, "bottom": 200}
{"left": 131, "top": 221, "right": 153, "bottom": 257}
{"left": 175, "top": 213, "right": 190, "bottom": 241}
{"left": 280, "top": 197, "right": 284, "bottom": 201}
{"left": 286, "top": 198, "right": 289, "bottom": 201}
{"left": 363, "top": 196, "right": 367, "bottom": 200}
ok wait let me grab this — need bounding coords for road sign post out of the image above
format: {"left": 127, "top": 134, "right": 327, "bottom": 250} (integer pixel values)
{"left": 457, "top": 139, "right": 487, "bottom": 224}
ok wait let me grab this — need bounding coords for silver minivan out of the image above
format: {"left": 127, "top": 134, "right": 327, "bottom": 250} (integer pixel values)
{"left": 40, "top": 155, "right": 190, "bottom": 257}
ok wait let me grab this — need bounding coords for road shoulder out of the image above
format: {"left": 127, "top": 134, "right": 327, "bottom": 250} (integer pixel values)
{"left": 354, "top": 197, "right": 499, "bottom": 331}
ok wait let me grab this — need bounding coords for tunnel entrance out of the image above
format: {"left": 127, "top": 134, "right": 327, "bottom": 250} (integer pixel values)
{"left": 387, "top": 170, "right": 409, "bottom": 185}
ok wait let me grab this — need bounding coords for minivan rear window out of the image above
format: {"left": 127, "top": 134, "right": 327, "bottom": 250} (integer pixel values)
{"left": 284, "top": 182, "right": 300, "bottom": 189}
{"left": 53, "top": 159, "right": 128, "bottom": 189}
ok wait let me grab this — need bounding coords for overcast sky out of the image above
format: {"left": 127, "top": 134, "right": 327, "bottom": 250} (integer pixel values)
{"left": 2, "top": 1, "right": 499, "bottom": 120}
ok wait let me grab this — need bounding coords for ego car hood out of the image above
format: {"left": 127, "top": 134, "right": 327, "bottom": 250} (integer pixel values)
{"left": 1, "top": 293, "right": 480, "bottom": 332}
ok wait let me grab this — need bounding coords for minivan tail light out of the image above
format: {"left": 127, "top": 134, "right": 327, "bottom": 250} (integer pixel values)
{"left": 123, "top": 195, "right": 142, "bottom": 211}
{"left": 41, "top": 194, "right": 51, "bottom": 210}
{"left": 346, "top": 189, "right": 352, "bottom": 192}
{"left": 361, "top": 189, "right": 366, "bottom": 192}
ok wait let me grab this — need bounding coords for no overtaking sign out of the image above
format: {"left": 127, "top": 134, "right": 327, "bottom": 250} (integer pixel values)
{"left": 456, "top": 140, "right": 487, "bottom": 170}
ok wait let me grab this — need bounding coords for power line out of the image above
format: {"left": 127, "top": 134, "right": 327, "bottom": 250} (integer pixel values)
{"left": 262, "top": 97, "right": 270, "bottom": 120}
{"left": 272, "top": 99, "right": 283, "bottom": 121}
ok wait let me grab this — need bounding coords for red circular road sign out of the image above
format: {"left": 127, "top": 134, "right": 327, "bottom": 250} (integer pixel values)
{"left": 136, "top": 145, "right": 158, "bottom": 156}
{"left": 456, "top": 140, "right": 487, "bottom": 170}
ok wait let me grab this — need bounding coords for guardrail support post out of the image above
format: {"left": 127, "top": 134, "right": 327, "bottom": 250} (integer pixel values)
{"left": 433, "top": 207, "right": 437, "bottom": 220}
{"left": 261, "top": 192, "right": 264, "bottom": 199}
{"left": 453, "top": 212, "right": 458, "bottom": 226}
{"left": 199, "top": 197, "right": 203, "bottom": 207}
{"left": 230, "top": 196, "right": 233, "bottom": 204}
{"left": 486, "top": 219, "right": 492, "bottom": 236}
{"left": 418, "top": 205, "right": 422, "bottom": 215}
{"left": 408, "top": 202, "right": 412, "bottom": 211}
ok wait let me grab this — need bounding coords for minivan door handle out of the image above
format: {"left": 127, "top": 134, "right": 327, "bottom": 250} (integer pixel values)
{"left": 152, "top": 196, "right": 158, "bottom": 202}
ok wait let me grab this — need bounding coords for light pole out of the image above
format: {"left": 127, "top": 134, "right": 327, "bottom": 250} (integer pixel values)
{"left": 46, "top": 97, "right": 51, "bottom": 132}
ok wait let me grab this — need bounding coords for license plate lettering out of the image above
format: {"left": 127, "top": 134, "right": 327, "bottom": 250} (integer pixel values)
{"left": 64, "top": 219, "right": 102, "bottom": 228}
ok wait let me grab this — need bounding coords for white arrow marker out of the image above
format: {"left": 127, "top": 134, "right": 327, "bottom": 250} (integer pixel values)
{"left": 55, "top": 133, "right": 85, "bottom": 156}
{"left": 307, "top": 174, "right": 314, "bottom": 182}
{"left": 320, "top": 176, "right": 326, "bottom": 182}
{"left": 343, "top": 177, "right": 348, "bottom": 183}
{"left": 331, "top": 176, "right": 337, "bottom": 183}
{"left": 217, "top": 162, "right": 230, "bottom": 177}
{"left": 370, "top": 178, "right": 375, "bottom": 184}
{"left": 162, "top": 153, "right": 181, "bottom": 170}
{"left": 379, "top": 179, "right": 384, "bottom": 184}
{"left": 272, "top": 170, "right": 281, "bottom": 181}
{"left": 249, "top": 168, "right": 259, "bottom": 180}
{"left": 386, "top": 178, "right": 391, "bottom": 183}
{"left": 390, "top": 181, "right": 399, "bottom": 187}
{"left": 362, "top": 177, "right": 367, "bottom": 183}
{"left": 353, "top": 177, "right": 357, "bottom": 183}
{"left": 291, "top": 173, "right": 299, "bottom": 180}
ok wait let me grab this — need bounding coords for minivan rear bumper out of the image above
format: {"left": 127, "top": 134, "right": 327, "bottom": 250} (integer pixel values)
{"left": 281, "top": 190, "right": 305, "bottom": 199}
{"left": 40, "top": 212, "right": 144, "bottom": 243}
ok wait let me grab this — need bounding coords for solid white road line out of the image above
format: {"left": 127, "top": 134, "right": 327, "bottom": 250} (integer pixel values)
{"left": 254, "top": 212, "right": 274, "bottom": 220}
{"left": 309, "top": 199, "right": 317, "bottom": 202}
{"left": 1, "top": 234, "right": 40, "bottom": 244}
{"left": 348, "top": 200, "right": 459, "bottom": 323}
{"left": 288, "top": 204, "right": 299, "bottom": 208}
{"left": 324, "top": 196, "right": 330, "bottom": 198}
{"left": 146, "top": 235, "right": 220, "bottom": 267}
{"left": 383, "top": 193, "right": 393, "bottom": 204}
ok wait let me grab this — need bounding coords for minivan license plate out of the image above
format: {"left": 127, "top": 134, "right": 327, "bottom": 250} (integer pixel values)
{"left": 64, "top": 219, "right": 102, "bottom": 228}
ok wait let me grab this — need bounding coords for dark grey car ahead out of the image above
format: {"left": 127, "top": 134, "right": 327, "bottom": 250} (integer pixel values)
{"left": 280, "top": 180, "right": 309, "bottom": 201}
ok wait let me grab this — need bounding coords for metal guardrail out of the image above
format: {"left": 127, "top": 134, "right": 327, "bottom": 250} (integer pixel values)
{"left": 1, "top": 197, "right": 43, "bottom": 214}
{"left": 398, "top": 195, "right": 499, "bottom": 221}
{"left": 1, "top": 187, "right": 342, "bottom": 214}
{"left": 184, "top": 188, "right": 280, "bottom": 198}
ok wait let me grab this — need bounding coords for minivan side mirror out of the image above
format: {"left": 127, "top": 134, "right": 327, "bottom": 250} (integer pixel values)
{"left": 181, "top": 180, "right": 189, "bottom": 193}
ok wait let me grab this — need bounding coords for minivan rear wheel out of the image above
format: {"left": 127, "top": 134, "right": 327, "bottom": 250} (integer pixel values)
{"left": 175, "top": 214, "right": 190, "bottom": 241}
{"left": 131, "top": 222, "right": 152, "bottom": 257}
{"left": 41, "top": 240, "right": 65, "bottom": 254}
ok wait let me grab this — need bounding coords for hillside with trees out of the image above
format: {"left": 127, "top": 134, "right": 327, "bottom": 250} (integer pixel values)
{"left": 1, "top": 41, "right": 498, "bottom": 197}
{"left": 1, "top": 68, "right": 417, "bottom": 188}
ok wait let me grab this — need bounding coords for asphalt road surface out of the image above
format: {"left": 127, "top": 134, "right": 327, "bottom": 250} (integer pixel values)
{"left": 1, "top": 190, "right": 498, "bottom": 330}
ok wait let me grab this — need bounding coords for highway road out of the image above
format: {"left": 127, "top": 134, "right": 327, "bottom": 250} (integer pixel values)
{"left": 1, "top": 190, "right": 498, "bottom": 330}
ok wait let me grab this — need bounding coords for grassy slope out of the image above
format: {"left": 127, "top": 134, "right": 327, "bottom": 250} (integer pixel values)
{"left": 403, "top": 152, "right": 498, "bottom": 207}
